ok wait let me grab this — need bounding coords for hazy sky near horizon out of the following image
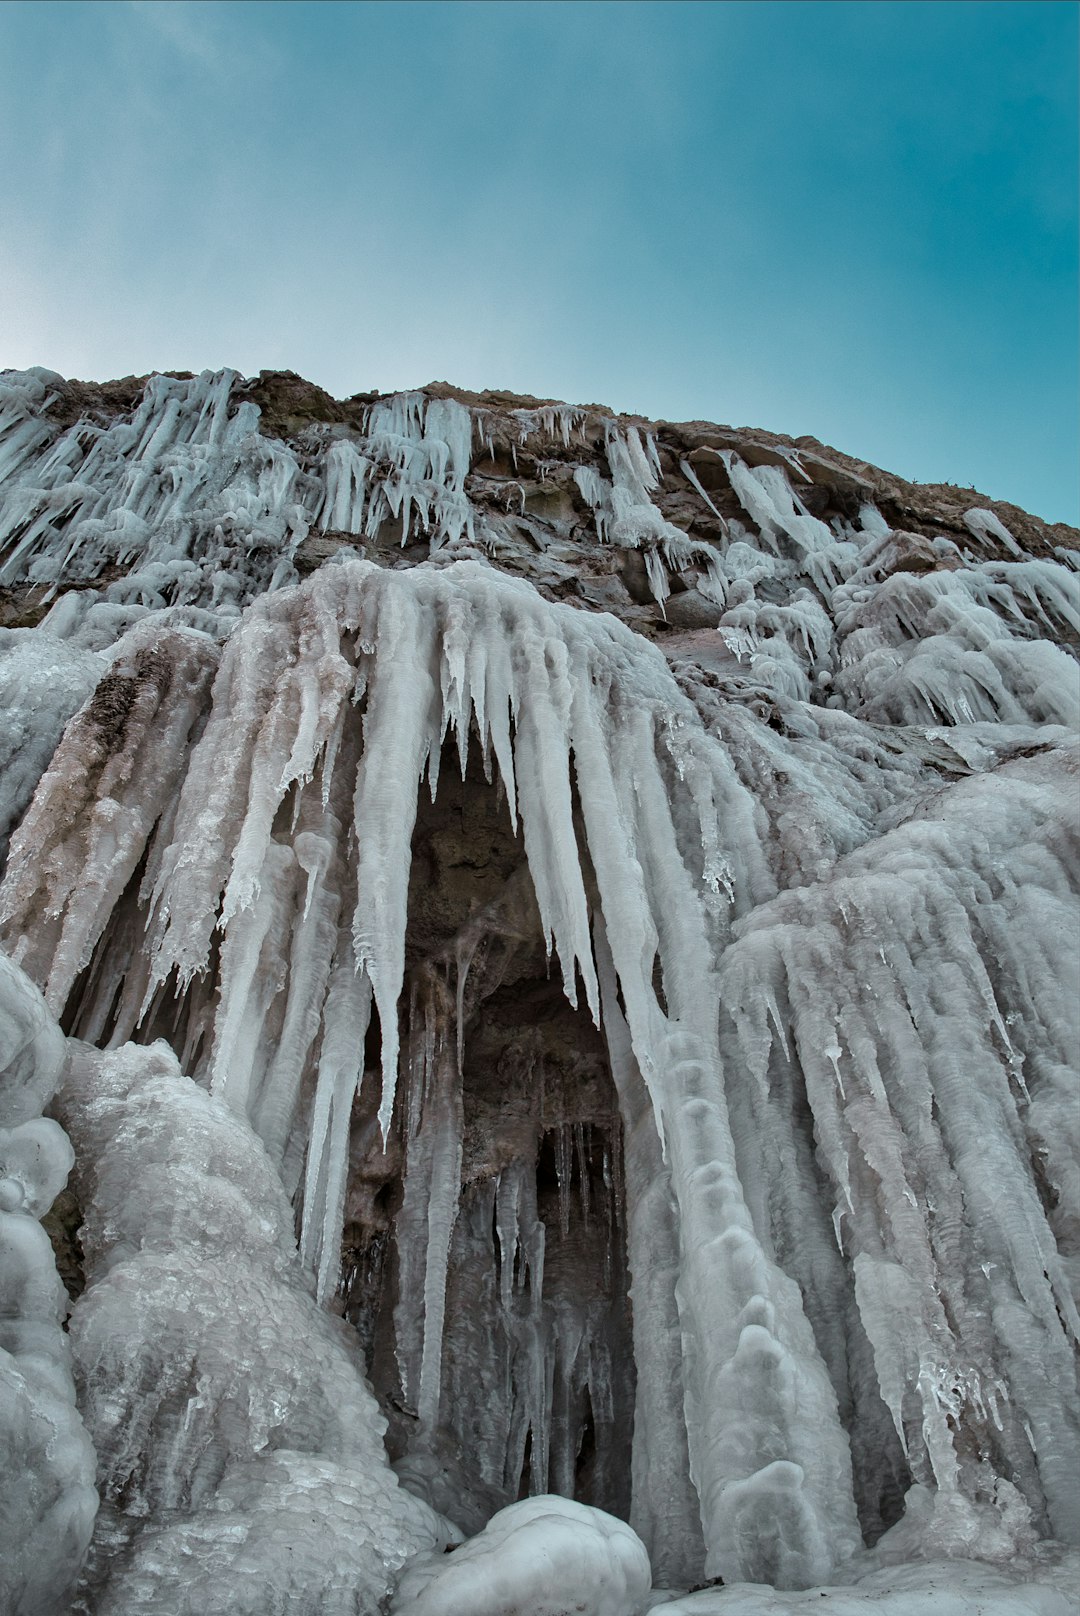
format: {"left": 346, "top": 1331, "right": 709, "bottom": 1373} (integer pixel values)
{"left": 0, "top": 0, "right": 1076, "bottom": 522}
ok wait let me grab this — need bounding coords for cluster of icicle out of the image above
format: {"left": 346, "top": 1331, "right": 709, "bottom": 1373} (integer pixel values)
{"left": 572, "top": 425, "right": 728, "bottom": 608}
{"left": 0, "top": 365, "right": 730, "bottom": 634}
{"left": 2, "top": 363, "right": 1077, "bottom": 733}
{"left": 0, "top": 364, "right": 1078, "bottom": 1614}
{"left": 0, "top": 369, "right": 594, "bottom": 612}
{"left": 5, "top": 556, "right": 862, "bottom": 1586}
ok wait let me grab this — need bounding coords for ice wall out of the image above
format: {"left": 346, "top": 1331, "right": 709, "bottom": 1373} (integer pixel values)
{"left": 718, "top": 744, "right": 1080, "bottom": 1546}
{"left": 2, "top": 554, "right": 860, "bottom": 1585}
{"left": 0, "top": 366, "right": 1077, "bottom": 1612}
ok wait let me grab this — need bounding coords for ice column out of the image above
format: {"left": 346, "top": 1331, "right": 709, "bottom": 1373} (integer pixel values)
{"left": 0, "top": 954, "right": 97, "bottom": 1616}
{"left": 595, "top": 921, "right": 706, "bottom": 1586}
{"left": 393, "top": 979, "right": 464, "bottom": 1436}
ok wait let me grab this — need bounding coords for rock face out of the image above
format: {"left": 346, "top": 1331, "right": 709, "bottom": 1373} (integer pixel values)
{"left": 0, "top": 365, "right": 1077, "bottom": 1614}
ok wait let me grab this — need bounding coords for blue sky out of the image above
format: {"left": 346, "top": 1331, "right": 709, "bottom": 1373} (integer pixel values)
{"left": 0, "top": 1, "right": 1076, "bottom": 522}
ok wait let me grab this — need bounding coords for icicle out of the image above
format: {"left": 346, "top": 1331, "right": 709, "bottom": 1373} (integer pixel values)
{"left": 393, "top": 980, "right": 463, "bottom": 1436}
{"left": 574, "top": 1120, "right": 591, "bottom": 1228}
{"left": 593, "top": 916, "right": 705, "bottom": 1585}
{"left": 300, "top": 951, "right": 372, "bottom": 1303}
{"left": 680, "top": 455, "right": 728, "bottom": 528}
{"left": 964, "top": 506, "right": 1023, "bottom": 557}
{"left": 496, "top": 1164, "right": 523, "bottom": 1315}
{"left": 555, "top": 1122, "right": 572, "bottom": 1238}
{"left": 352, "top": 581, "right": 439, "bottom": 1140}
{"left": 643, "top": 546, "right": 670, "bottom": 610}
{"left": 416, "top": 1038, "right": 463, "bottom": 1434}
{"left": 520, "top": 1152, "right": 546, "bottom": 1312}
{"left": 718, "top": 741, "right": 1080, "bottom": 1543}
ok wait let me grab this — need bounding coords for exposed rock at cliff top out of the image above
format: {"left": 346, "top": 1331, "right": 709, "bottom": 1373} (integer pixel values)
{"left": 0, "top": 365, "right": 1077, "bottom": 1616}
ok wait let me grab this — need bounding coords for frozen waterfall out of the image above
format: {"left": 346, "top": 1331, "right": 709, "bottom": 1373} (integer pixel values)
{"left": 0, "top": 366, "right": 1077, "bottom": 1615}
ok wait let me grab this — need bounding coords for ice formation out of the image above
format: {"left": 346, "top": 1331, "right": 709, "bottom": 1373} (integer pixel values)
{"left": 0, "top": 364, "right": 1077, "bottom": 1613}
{"left": 391, "top": 1494, "right": 653, "bottom": 1615}
{"left": 647, "top": 1549, "right": 1078, "bottom": 1616}
{"left": 0, "top": 955, "right": 97, "bottom": 1616}
{"left": 52, "top": 1036, "right": 446, "bottom": 1615}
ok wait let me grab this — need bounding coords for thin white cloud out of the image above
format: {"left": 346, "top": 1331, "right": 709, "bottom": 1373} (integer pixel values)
{"left": 127, "top": 0, "right": 280, "bottom": 83}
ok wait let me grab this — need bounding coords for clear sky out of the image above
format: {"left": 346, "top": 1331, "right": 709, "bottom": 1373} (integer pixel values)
{"left": 0, "top": 1, "right": 1076, "bottom": 523}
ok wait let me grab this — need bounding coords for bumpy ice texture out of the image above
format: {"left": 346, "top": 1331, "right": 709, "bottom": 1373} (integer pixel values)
{"left": 55, "top": 1037, "right": 445, "bottom": 1614}
{"left": 0, "top": 365, "right": 1077, "bottom": 1612}
{"left": 391, "top": 1494, "right": 653, "bottom": 1615}
{"left": 0, "top": 954, "right": 97, "bottom": 1616}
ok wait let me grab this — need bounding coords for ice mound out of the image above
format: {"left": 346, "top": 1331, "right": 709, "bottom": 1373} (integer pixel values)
{"left": 55, "top": 1037, "right": 446, "bottom": 1613}
{"left": 391, "top": 1494, "right": 653, "bottom": 1615}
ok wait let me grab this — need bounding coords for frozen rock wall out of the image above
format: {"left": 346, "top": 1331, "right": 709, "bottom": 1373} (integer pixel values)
{"left": 0, "top": 364, "right": 1077, "bottom": 1612}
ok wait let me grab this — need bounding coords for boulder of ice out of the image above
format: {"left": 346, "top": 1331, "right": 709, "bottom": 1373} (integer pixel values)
{"left": 390, "top": 1494, "right": 653, "bottom": 1615}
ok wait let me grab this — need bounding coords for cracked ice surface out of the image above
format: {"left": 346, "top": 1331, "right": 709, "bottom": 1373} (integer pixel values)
{"left": 0, "top": 368, "right": 1077, "bottom": 1614}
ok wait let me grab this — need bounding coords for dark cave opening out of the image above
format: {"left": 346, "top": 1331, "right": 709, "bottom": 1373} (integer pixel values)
{"left": 335, "top": 737, "right": 636, "bottom": 1531}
